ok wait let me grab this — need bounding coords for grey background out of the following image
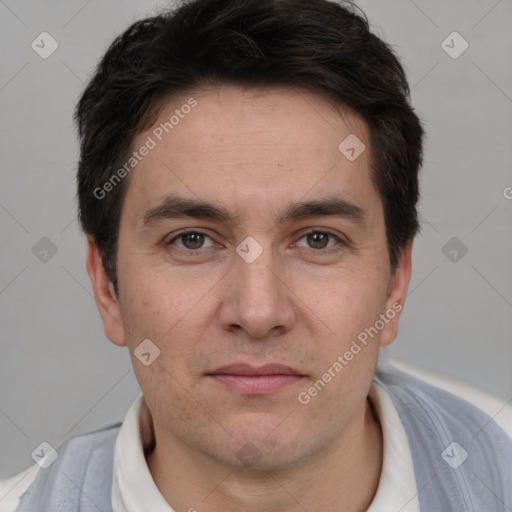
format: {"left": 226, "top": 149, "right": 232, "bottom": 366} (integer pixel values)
{"left": 0, "top": 0, "right": 511, "bottom": 478}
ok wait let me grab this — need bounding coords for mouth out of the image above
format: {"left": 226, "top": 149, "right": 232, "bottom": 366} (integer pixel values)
{"left": 206, "top": 363, "right": 307, "bottom": 395}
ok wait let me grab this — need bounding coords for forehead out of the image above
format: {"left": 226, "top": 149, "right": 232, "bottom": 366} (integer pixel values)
{"left": 121, "top": 85, "right": 379, "bottom": 224}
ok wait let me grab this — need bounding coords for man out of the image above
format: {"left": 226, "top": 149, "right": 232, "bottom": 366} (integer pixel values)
{"left": 1, "top": 0, "right": 511, "bottom": 510}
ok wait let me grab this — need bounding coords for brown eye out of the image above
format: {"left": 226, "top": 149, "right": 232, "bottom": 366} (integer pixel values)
{"left": 307, "top": 232, "right": 329, "bottom": 249}
{"left": 296, "top": 231, "right": 341, "bottom": 251}
{"left": 168, "top": 231, "right": 214, "bottom": 250}
{"left": 181, "top": 232, "right": 205, "bottom": 249}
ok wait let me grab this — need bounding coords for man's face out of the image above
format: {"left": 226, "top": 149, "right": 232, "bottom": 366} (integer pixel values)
{"left": 90, "top": 85, "right": 410, "bottom": 470}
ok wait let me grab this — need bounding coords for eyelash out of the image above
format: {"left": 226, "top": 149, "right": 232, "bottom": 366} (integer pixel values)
{"left": 166, "top": 229, "right": 345, "bottom": 255}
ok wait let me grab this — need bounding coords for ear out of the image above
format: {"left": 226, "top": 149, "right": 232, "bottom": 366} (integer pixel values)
{"left": 85, "top": 236, "right": 127, "bottom": 347}
{"left": 379, "top": 240, "right": 413, "bottom": 347}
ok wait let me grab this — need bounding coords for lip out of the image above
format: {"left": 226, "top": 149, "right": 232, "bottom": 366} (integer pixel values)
{"left": 209, "top": 363, "right": 303, "bottom": 376}
{"left": 206, "top": 364, "right": 306, "bottom": 395}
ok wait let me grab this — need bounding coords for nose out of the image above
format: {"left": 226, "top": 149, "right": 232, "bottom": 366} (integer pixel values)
{"left": 218, "top": 241, "right": 297, "bottom": 340}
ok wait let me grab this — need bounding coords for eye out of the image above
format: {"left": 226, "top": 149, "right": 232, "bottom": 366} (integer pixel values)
{"left": 295, "top": 230, "right": 343, "bottom": 251}
{"left": 166, "top": 229, "right": 345, "bottom": 253}
{"left": 168, "top": 230, "right": 215, "bottom": 250}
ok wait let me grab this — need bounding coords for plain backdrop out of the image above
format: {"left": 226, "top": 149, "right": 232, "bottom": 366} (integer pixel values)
{"left": 0, "top": 0, "right": 511, "bottom": 478}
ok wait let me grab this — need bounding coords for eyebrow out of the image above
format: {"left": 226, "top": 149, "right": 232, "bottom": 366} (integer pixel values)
{"left": 142, "top": 195, "right": 367, "bottom": 228}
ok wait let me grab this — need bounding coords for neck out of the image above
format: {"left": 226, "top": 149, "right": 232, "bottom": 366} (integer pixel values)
{"left": 146, "top": 397, "right": 383, "bottom": 512}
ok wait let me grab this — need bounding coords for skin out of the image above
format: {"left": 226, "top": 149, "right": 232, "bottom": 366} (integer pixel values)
{"left": 87, "top": 84, "right": 412, "bottom": 512}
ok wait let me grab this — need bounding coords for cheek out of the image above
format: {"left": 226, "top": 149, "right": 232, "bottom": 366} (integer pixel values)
{"left": 303, "top": 277, "right": 387, "bottom": 396}
{"left": 135, "top": 361, "right": 199, "bottom": 428}
{"left": 313, "top": 278, "right": 388, "bottom": 339}
{"left": 119, "top": 262, "right": 203, "bottom": 336}
{"left": 119, "top": 269, "right": 220, "bottom": 383}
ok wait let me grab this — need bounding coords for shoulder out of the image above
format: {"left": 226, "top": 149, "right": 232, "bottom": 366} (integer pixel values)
{"left": 374, "top": 360, "right": 512, "bottom": 509}
{"left": 382, "top": 359, "right": 511, "bottom": 440}
{"left": 0, "top": 422, "right": 122, "bottom": 512}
